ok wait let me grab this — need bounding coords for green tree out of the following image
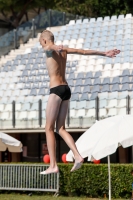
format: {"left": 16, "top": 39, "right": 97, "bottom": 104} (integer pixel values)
{"left": 0, "top": 0, "right": 133, "bottom": 28}
{"left": 54, "top": 0, "right": 133, "bottom": 17}
{"left": 0, "top": 0, "right": 52, "bottom": 28}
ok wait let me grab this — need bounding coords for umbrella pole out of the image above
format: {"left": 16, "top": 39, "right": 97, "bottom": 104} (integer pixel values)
{"left": 108, "top": 155, "right": 111, "bottom": 200}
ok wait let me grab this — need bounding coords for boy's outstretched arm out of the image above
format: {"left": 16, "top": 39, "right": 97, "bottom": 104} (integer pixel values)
{"left": 43, "top": 44, "right": 120, "bottom": 58}
{"left": 63, "top": 47, "right": 120, "bottom": 58}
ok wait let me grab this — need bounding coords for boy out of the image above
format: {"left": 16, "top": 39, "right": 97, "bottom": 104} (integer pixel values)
{"left": 39, "top": 30, "right": 120, "bottom": 174}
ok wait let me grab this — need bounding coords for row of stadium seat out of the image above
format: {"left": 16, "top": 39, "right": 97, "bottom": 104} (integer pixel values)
{"left": 5, "top": 56, "right": 133, "bottom": 68}
{"left": 70, "top": 99, "right": 130, "bottom": 109}
{"left": 2, "top": 77, "right": 133, "bottom": 87}
{"left": 0, "top": 84, "right": 133, "bottom": 96}
{"left": 2, "top": 76, "right": 133, "bottom": 86}
{"left": 59, "top": 26, "right": 133, "bottom": 33}
{"left": 56, "top": 31, "right": 133, "bottom": 40}
{"left": 57, "top": 39, "right": 133, "bottom": 47}
{"left": 68, "top": 14, "right": 132, "bottom": 25}
{"left": 0, "top": 91, "right": 131, "bottom": 103}
{"left": 2, "top": 72, "right": 133, "bottom": 85}
{"left": 3, "top": 62, "right": 133, "bottom": 74}
{"left": 2, "top": 67, "right": 133, "bottom": 78}
{"left": 69, "top": 78, "right": 133, "bottom": 85}
{"left": 0, "top": 91, "right": 132, "bottom": 102}
{"left": 2, "top": 61, "right": 133, "bottom": 71}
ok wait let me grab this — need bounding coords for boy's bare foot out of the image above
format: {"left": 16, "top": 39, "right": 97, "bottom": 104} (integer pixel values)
{"left": 70, "top": 156, "right": 84, "bottom": 172}
{"left": 40, "top": 166, "right": 59, "bottom": 175}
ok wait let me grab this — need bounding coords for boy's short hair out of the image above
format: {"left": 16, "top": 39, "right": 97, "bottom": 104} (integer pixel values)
{"left": 39, "top": 30, "right": 54, "bottom": 43}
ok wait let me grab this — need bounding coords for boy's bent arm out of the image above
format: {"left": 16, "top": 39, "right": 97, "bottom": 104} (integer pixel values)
{"left": 64, "top": 47, "right": 120, "bottom": 58}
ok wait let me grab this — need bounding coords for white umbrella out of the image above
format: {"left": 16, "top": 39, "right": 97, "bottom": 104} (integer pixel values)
{"left": 66, "top": 115, "right": 133, "bottom": 200}
{"left": 0, "top": 132, "right": 23, "bottom": 152}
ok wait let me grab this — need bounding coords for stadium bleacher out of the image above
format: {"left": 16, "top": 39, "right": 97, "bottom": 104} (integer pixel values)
{"left": 0, "top": 13, "right": 133, "bottom": 129}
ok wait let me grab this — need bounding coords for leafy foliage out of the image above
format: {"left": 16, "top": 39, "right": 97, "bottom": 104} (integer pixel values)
{"left": 53, "top": 0, "right": 133, "bottom": 17}
{"left": 0, "top": 0, "right": 133, "bottom": 28}
{"left": 58, "top": 163, "right": 133, "bottom": 198}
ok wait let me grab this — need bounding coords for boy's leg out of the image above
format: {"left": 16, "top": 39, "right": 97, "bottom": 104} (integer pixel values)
{"left": 56, "top": 100, "right": 83, "bottom": 171}
{"left": 40, "top": 94, "right": 62, "bottom": 175}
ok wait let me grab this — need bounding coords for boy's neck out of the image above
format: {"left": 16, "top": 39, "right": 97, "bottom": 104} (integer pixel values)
{"left": 46, "top": 40, "right": 54, "bottom": 47}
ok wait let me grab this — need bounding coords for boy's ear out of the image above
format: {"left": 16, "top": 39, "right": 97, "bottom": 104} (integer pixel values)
{"left": 42, "top": 38, "right": 46, "bottom": 44}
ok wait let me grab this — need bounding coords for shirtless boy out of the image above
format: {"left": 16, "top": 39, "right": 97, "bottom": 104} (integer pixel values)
{"left": 39, "top": 30, "right": 120, "bottom": 175}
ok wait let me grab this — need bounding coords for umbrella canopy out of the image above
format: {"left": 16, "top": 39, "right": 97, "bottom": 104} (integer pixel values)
{"left": 66, "top": 115, "right": 133, "bottom": 161}
{"left": 88, "top": 115, "right": 133, "bottom": 161}
{"left": 66, "top": 115, "right": 133, "bottom": 200}
{"left": 0, "top": 132, "right": 22, "bottom": 152}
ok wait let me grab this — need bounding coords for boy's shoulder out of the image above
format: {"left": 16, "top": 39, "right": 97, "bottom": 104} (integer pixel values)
{"left": 45, "top": 49, "right": 53, "bottom": 58}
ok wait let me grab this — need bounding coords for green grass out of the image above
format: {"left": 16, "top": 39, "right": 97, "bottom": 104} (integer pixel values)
{"left": 0, "top": 194, "right": 126, "bottom": 200}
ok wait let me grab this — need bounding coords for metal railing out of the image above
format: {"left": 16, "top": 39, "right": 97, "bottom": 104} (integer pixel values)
{"left": 95, "top": 95, "right": 130, "bottom": 120}
{"left": 0, "top": 164, "right": 59, "bottom": 193}
{"left": 0, "top": 9, "right": 86, "bottom": 57}
{"left": 0, "top": 96, "right": 130, "bottom": 129}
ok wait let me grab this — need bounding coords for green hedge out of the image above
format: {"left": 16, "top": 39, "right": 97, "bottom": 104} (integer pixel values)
{"left": 58, "top": 163, "right": 133, "bottom": 198}
{"left": 0, "top": 163, "right": 133, "bottom": 198}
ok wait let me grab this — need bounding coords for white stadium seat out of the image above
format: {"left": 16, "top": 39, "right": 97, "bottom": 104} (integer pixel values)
{"left": 99, "top": 108, "right": 107, "bottom": 118}
{"left": 86, "top": 109, "right": 95, "bottom": 117}
{"left": 4, "top": 90, "right": 12, "bottom": 97}
{"left": 16, "top": 103, "right": 22, "bottom": 111}
{"left": 83, "top": 19, "right": 89, "bottom": 23}
{"left": 107, "top": 108, "right": 117, "bottom": 117}
{"left": 106, "top": 99, "right": 118, "bottom": 108}
{"left": 99, "top": 92, "right": 108, "bottom": 100}
{"left": 0, "top": 111, "right": 10, "bottom": 120}
{"left": 4, "top": 104, "right": 12, "bottom": 111}
{"left": 17, "top": 111, "right": 28, "bottom": 120}
{"left": 77, "top": 101, "right": 87, "bottom": 109}
{"left": 125, "top": 13, "right": 132, "bottom": 18}
{"left": 104, "top": 64, "right": 112, "bottom": 71}
{"left": 70, "top": 109, "right": 76, "bottom": 118}
{"left": 117, "top": 99, "right": 126, "bottom": 108}
{"left": 28, "top": 111, "right": 38, "bottom": 119}
{"left": 12, "top": 90, "right": 20, "bottom": 97}
{"left": 68, "top": 20, "right": 75, "bottom": 25}
{"left": 70, "top": 101, "right": 77, "bottom": 109}
{"left": 108, "top": 92, "right": 118, "bottom": 100}
{"left": 95, "top": 65, "right": 103, "bottom": 71}
{"left": 0, "top": 104, "right": 5, "bottom": 112}
{"left": 76, "top": 109, "right": 86, "bottom": 117}
{"left": 118, "top": 108, "right": 126, "bottom": 115}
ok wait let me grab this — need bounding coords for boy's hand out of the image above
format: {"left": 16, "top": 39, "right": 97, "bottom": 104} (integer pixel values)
{"left": 105, "top": 49, "right": 120, "bottom": 58}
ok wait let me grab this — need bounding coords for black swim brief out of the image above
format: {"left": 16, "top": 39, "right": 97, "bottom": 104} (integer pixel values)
{"left": 50, "top": 85, "right": 71, "bottom": 101}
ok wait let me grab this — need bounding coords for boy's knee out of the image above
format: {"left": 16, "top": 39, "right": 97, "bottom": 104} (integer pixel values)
{"left": 45, "top": 124, "right": 54, "bottom": 132}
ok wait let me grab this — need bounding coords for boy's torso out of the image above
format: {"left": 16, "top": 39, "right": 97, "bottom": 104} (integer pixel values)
{"left": 45, "top": 50, "right": 68, "bottom": 88}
